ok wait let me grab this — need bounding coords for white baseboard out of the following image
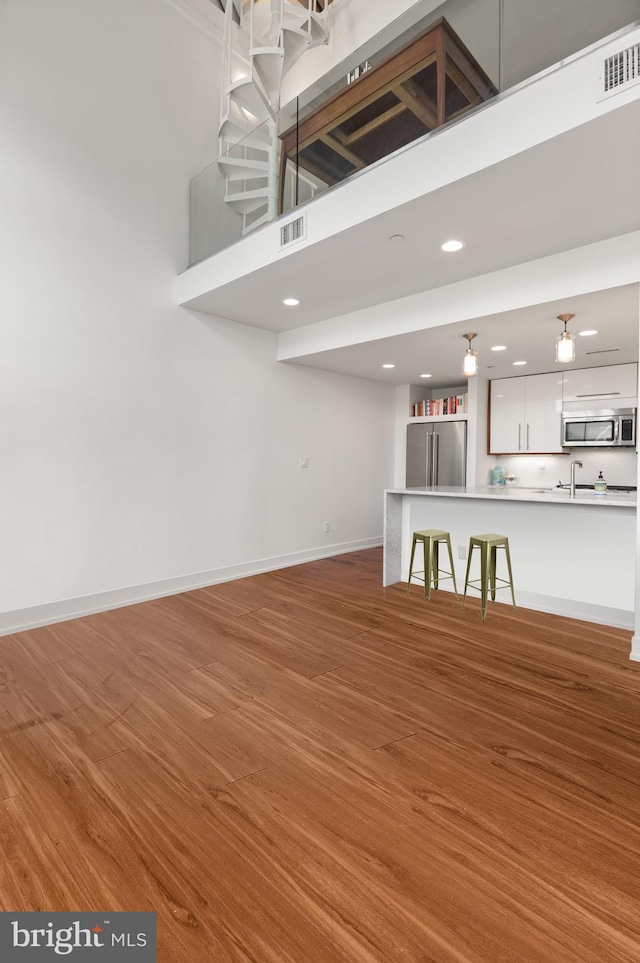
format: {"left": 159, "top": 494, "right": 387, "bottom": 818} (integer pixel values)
{"left": 405, "top": 582, "right": 634, "bottom": 632}
{"left": 514, "top": 590, "right": 634, "bottom": 632}
{"left": 0, "top": 537, "right": 382, "bottom": 638}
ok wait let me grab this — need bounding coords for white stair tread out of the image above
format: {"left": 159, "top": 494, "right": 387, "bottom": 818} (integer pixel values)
{"left": 228, "top": 77, "right": 270, "bottom": 118}
{"left": 224, "top": 190, "right": 269, "bottom": 214}
{"left": 219, "top": 117, "right": 272, "bottom": 148}
{"left": 225, "top": 186, "right": 269, "bottom": 200}
{"left": 249, "top": 45, "right": 285, "bottom": 58}
{"left": 218, "top": 156, "right": 270, "bottom": 175}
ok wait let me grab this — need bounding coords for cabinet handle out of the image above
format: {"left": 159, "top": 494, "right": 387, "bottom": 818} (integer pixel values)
{"left": 518, "top": 424, "right": 522, "bottom": 451}
{"left": 433, "top": 432, "right": 439, "bottom": 482}
{"left": 526, "top": 423, "right": 530, "bottom": 450}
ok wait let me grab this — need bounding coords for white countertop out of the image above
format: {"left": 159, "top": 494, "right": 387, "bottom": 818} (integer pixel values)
{"left": 385, "top": 485, "right": 637, "bottom": 508}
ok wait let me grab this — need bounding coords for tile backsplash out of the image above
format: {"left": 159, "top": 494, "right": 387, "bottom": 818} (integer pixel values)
{"left": 489, "top": 449, "right": 638, "bottom": 488}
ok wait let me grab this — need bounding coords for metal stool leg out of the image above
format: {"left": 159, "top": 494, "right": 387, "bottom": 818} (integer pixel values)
{"left": 432, "top": 540, "right": 440, "bottom": 591}
{"left": 424, "top": 536, "right": 436, "bottom": 599}
{"left": 503, "top": 539, "right": 517, "bottom": 611}
{"left": 406, "top": 535, "right": 418, "bottom": 595}
{"left": 461, "top": 544, "right": 474, "bottom": 611}
{"left": 444, "top": 536, "right": 458, "bottom": 598}
{"left": 480, "top": 539, "right": 490, "bottom": 621}
{"left": 490, "top": 544, "right": 497, "bottom": 601}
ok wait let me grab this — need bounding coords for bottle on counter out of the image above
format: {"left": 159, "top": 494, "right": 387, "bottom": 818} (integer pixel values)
{"left": 594, "top": 471, "right": 607, "bottom": 495}
{"left": 491, "top": 466, "right": 506, "bottom": 486}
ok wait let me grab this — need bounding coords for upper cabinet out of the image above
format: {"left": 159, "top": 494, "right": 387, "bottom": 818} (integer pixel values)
{"left": 562, "top": 363, "right": 638, "bottom": 405}
{"left": 490, "top": 372, "right": 564, "bottom": 454}
{"left": 490, "top": 364, "right": 638, "bottom": 455}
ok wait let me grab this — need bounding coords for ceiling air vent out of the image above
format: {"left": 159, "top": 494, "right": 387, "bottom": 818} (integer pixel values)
{"left": 598, "top": 42, "right": 640, "bottom": 100}
{"left": 585, "top": 347, "right": 621, "bottom": 356}
{"left": 279, "top": 214, "right": 306, "bottom": 250}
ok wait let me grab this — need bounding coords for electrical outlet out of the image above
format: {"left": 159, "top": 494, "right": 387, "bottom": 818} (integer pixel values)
{"left": 458, "top": 545, "right": 467, "bottom": 560}
{"left": 299, "top": 456, "right": 309, "bottom": 469}
{"left": 323, "top": 521, "right": 330, "bottom": 533}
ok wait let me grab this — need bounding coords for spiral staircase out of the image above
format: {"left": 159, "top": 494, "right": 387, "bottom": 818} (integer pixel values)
{"left": 213, "top": 0, "right": 333, "bottom": 234}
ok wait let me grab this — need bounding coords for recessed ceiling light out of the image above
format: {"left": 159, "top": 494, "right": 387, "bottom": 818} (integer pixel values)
{"left": 283, "top": 298, "right": 299, "bottom": 306}
{"left": 578, "top": 329, "right": 598, "bottom": 337}
{"left": 389, "top": 234, "right": 405, "bottom": 243}
{"left": 513, "top": 361, "right": 527, "bottom": 366}
{"left": 382, "top": 363, "right": 395, "bottom": 369}
{"left": 491, "top": 345, "right": 507, "bottom": 351}
{"left": 419, "top": 373, "right": 432, "bottom": 378}
{"left": 440, "top": 239, "right": 465, "bottom": 253}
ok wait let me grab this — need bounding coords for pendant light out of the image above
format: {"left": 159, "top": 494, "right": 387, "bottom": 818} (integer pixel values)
{"left": 556, "top": 313, "right": 576, "bottom": 363}
{"left": 462, "top": 333, "right": 478, "bottom": 377}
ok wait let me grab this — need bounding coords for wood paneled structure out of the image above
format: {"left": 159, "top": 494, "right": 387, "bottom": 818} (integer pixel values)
{"left": 0, "top": 549, "right": 639, "bottom": 961}
{"left": 279, "top": 18, "right": 497, "bottom": 213}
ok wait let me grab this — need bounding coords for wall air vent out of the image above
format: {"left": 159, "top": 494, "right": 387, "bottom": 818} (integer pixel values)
{"left": 598, "top": 42, "right": 640, "bottom": 100}
{"left": 584, "top": 347, "right": 622, "bottom": 356}
{"left": 279, "top": 214, "right": 306, "bottom": 250}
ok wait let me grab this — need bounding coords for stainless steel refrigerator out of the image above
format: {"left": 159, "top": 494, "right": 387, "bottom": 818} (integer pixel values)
{"left": 406, "top": 421, "right": 467, "bottom": 487}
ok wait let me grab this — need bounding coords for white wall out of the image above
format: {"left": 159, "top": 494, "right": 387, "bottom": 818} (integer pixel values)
{"left": 466, "top": 376, "right": 490, "bottom": 486}
{"left": 0, "top": 0, "right": 394, "bottom": 626}
{"left": 489, "top": 450, "right": 638, "bottom": 489}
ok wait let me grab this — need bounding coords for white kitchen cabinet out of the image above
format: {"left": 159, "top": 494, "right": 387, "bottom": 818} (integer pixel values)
{"left": 562, "top": 363, "right": 637, "bottom": 404}
{"left": 490, "top": 377, "right": 524, "bottom": 454}
{"left": 490, "top": 372, "right": 564, "bottom": 454}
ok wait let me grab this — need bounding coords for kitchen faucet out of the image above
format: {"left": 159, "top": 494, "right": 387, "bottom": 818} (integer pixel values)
{"left": 570, "top": 459, "right": 583, "bottom": 498}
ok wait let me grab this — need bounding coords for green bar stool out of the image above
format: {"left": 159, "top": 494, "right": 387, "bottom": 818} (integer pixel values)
{"left": 462, "top": 533, "right": 516, "bottom": 621}
{"left": 406, "top": 529, "right": 458, "bottom": 600}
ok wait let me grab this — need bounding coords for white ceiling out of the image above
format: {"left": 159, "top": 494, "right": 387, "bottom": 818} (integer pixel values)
{"left": 286, "top": 283, "right": 640, "bottom": 389}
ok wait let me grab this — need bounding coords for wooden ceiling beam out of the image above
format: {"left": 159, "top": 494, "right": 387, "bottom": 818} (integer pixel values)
{"left": 395, "top": 78, "right": 438, "bottom": 130}
{"left": 339, "top": 102, "right": 407, "bottom": 147}
{"left": 319, "top": 134, "right": 368, "bottom": 170}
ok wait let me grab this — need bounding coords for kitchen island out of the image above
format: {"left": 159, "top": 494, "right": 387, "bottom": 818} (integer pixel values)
{"left": 384, "top": 486, "right": 636, "bottom": 629}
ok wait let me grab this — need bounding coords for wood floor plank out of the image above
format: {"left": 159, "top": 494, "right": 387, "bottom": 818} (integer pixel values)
{"left": 0, "top": 795, "right": 95, "bottom": 911}
{"left": 107, "top": 692, "right": 260, "bottom": 787}
{"left": 0, "top": 727, "right": 155, "bottom": 913}
{"left": 0, "top": 547, "right": 638, "bottom": 962}
{"left": 2, "top": 624, "right": 78, "bottom": 666}
{"left": 319, "top": 639, "right": 640, "bottom": 791}
{"left": 95, "top": 748, "right": 361, "bottom": 963}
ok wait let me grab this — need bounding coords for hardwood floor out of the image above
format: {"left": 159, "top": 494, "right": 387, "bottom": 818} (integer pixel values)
{"left": 1, "top": 548, "right": 639, "bottom": 961}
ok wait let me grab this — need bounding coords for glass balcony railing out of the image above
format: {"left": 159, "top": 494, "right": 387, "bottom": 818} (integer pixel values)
{"left": 188, "top": 0, "right": 639, "bottom": 268}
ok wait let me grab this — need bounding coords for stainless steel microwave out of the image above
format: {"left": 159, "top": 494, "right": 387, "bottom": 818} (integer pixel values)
{"left": 561, "top": 408, "right": 636, "bottom": 447}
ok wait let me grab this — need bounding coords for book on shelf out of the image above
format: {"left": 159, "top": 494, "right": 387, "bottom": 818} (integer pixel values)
{"left": 411, "top": 393, "right": 467, "bottom": 417}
